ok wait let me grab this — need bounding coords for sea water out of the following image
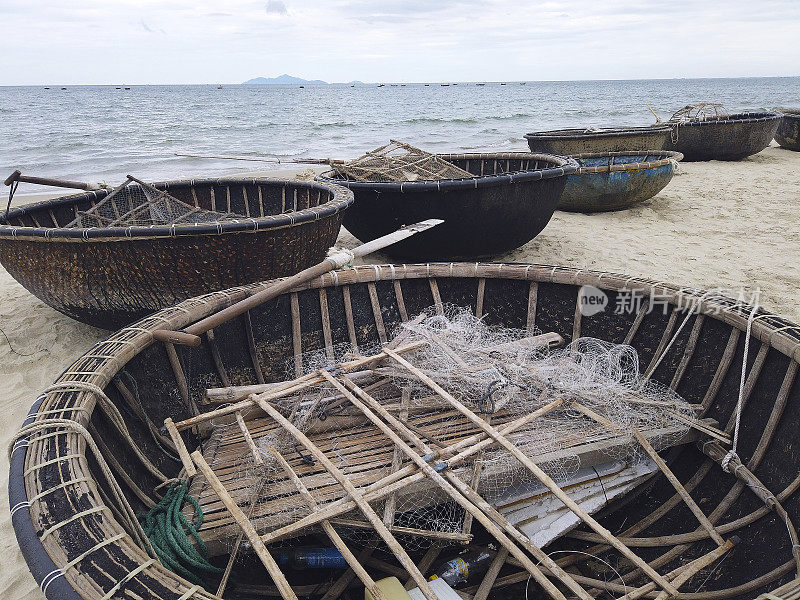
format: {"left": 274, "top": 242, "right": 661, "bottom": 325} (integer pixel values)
{"left": 0, "top": 77, "right": 797, "bottom": 194}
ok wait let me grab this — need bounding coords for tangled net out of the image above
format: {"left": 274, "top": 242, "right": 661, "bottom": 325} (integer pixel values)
{"left": 331, "top": 140, "right": 473, "bottom": 183}
{"left": 669, "top": 103, "right": 729, "bottom": 123}
{"left": 204, "top": 306, "right": 697, "bottom": 553}
{"left": 66, "top": 176, "right": 241, "bottom": 228}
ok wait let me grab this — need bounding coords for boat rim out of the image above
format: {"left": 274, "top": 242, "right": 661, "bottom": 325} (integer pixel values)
{"left": 668, "top": 111, "right": 782, "bottom": 126}
{"left": 524, "top": 125, "right": 671, "bottom": 141}
{"left": 316, "top": 152, "right": 578, "bottom": 192}
{"left": 10, "top": 261, "right": 800, "bottom": 600}
{"left": 0, "top": 177, "right": 353, "bottom": 240}
{"left": 570, "top": 150, "right": 684, "bottom": 174}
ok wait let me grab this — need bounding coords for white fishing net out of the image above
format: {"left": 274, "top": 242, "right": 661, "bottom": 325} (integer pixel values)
{"left": 66, "top": 179, "right": 241, "bottom": 228}
{"left": 201, "top": 306, "right": 697, "bottom": 554}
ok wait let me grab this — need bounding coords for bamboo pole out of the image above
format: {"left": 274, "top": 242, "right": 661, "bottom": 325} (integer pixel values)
{"left": 618, "top": 538, "right": 736, "bottom": 600}
{"left": 651, "top": 538, "right": 737, "bottom": 600}
{"left": 172, "top": 342, "right": 424, "bottom": 431}
{"left": 383, "top": 348, "right": 680, "bottom": 597}
{"left": 163, "top": 418, "right": 196, "bottom": 477}
{"left": 158, "top": 220, "right": 442, "bottom": 345}
{"left": 571, "top": 402, "right": 725, "bottom": 546}
{"left": 191, "top": 451, "right": 297, "bottom": 600}
{"left": 474, "top": 548, "right": 509, "bottom": 600}
{"left": 264, "top": 446, "right": 388, "bottom": 600}
{"left": 321, "top": 371, "right": 586, "bottom": 600}
{"left": 236, "top": 412, "right": 264, "bottom": 465}
{"left": 261, "top": 399, "right": 564, "bottom": 544}
{"left": 216, "top": 477, "right": 269, "bottom": 597}
{"left": 252, "top": 396, "right": 440, "bottom": 600}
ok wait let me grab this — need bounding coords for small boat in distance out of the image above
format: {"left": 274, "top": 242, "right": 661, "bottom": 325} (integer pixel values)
{"left": 377, "top": 83, "right": 385, "bottom": 87}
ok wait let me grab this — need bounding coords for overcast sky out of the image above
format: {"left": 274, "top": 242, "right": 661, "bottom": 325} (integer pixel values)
{"left": 2, "top": 0, "right": 799, "bottom": 85}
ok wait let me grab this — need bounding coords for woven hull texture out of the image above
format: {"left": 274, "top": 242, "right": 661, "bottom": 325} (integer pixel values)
{"left": 663, "top": 112, "right": 782, "bottom": 161}
{"left": 775, "top": 113, "right": 800, "bottom": 151}
{"left": 319, "top": 153, "right": 576, "bottom": 260}
{"left": 10, "top": 263, "right": 800, "bottom": 600}
{"left": 559, "top": 151, "right": 682, "bottom": 212}
{"left": 525, "top": 126, "right": 670, "bottom": 155}
{"left": 0, "top": 178, "right": 352, "bottom": 328}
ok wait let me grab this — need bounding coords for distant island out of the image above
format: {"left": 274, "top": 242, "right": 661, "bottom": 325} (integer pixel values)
{"left": 243, "top": 74, "right": 327, "bottom": 85}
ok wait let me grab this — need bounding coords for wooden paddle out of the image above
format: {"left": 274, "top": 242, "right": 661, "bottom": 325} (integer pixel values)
{"left": 152, "top": 219, "right": 444, "bottom": 347}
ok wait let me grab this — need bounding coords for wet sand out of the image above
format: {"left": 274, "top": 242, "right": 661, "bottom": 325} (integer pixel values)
{"left": 2, "top": 144, "right": 799, "bottom": 599}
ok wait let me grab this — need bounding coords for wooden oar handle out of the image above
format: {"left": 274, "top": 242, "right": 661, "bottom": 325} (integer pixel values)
{"left": 4, "top": 170, "right": 101, "bottom": 191}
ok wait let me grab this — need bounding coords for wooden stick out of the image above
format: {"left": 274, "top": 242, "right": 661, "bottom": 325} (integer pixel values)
{"left": 261, "top": 399, "right": 565, "bottom": 544}
{"left": 216, "top": 477, "right": 269, "bottom": 597}
{"left": 191, "top": 451, "right": 297, "bottom": 600}
{"left": 264, "top": 446, "right": 388, "bottom": 600}
{"left": 618, "top": 538, "right": 736, "bottom": 600}
{"left": 165, "top": 220, "right": 443, "bottom": 345}
{"left": 236, "top": 412, "right": 263, "bottom": 465}
{"left": 474, "top": 548, "right": 509, "bottom": 600}
{"left": 163, "top": 418, "right": 196, "bottom": 477}
{"left": 152, "top": 329, "right": 203, "bottom": 347}
{"left": 205, "top": 369, "right": 376, "bottom": 404}
{"left": 321, "top": 371, "right": 581, "bottom": 600}
{"left": 383, "top": 388, "right": 411, "bottom": 528}
{"left": 329, "top": 518, "right": 471, "bottom": 542}
{"left": 321, "top": 542, "right": 379, "bottom": 600}
{"left": 383, "top": 348, "right": 680, "bottom": 596}
{"left": 406, "top": 542, "right": 445, "bottom": 589}
{"left": 335, "top": 375, "right": 594, "bottom": 600}
{"left": 651, "top": 539, "right": 736, "bottom": 600}
{"left": 571, "top": 402, "right": 725, "bottom": 546}
{"left": 174, "top": 342, "right": 424, "bottom": 431}
{"left": 252, "top": 396, "right": 439, "bottom": 600}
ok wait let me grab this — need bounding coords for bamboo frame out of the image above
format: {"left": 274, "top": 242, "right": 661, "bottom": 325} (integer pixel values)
{"left": 190, "top": 451, "right": 297, "bottom": 600}
{"left": 383, "top": 348, "right": 680, "bottom": 596}
{"left": 320, "top": 370, "right": 584, "bottom": 600}
{"left": 252, "top": 396, "right": 439, "bottom": 600}
{"left": 264, "top": 446, "right": 388, "bottom": 600}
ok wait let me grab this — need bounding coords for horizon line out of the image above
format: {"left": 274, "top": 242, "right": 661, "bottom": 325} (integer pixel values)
{"left": 2, "top": 74, "right": 799, "bottom": 87}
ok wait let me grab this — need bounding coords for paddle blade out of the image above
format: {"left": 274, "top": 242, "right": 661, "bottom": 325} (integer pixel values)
{"left": 353, "top": 219, "right": 444, "bottom": 258}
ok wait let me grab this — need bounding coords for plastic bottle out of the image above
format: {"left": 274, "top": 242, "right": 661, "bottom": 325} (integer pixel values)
{"left": 428, "top": 547, "right": 496, "bottom": 587}
{"left": 276, "top": 547, "right": 347, "bottom": 569}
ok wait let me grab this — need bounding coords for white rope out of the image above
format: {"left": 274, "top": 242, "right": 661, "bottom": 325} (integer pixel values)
{"left": 9, "top": 418, "right": 157, "bottom": 560}
{"left": 326, "top": 248, "right": 355, "bottom": 268}
{"left": 723, "top": 303, "right": 759, "bottom": 472}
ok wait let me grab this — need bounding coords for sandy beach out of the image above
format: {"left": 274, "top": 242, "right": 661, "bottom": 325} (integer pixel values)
{"left": 1, "top": 144, "right": 799, "bottom": 599}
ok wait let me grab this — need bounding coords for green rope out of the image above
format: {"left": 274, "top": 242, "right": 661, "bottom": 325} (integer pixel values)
{"left": 138, "top": 480, "right": 223, "bottom": 588}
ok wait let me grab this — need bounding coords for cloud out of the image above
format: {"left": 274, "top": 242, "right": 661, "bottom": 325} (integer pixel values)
{"left": 266, "top": 1, "right": 288, "bottom": 15}
{"left": 139, "top": 18, "right": 166, "bottom": 34}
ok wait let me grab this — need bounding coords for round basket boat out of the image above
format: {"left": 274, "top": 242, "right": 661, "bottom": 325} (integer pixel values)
{"left": 317, "top": 152, "right": 577, "bottom": 260}
{"left": 662, "top": 112, "right": 782, "bottom": 161}
{"left": 0, "top": 178, "right": 352, "bottom": 329}
{"left": 774, "top": 109, "right": 800, "bottom": 151}
{"left": 524, "top": 125, "right": 671, "bottom": 155}
{"left": 559, "top": 150, "right": 683, "bottom": 212}
{"left": 10, "top": 262, "right": 800, "bottom": 600}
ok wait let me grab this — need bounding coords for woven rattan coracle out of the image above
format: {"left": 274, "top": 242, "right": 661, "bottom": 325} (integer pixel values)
{"left": 559, "top": 150, "right": 683, "bottom": 212}
{"left": 10, "top": 262, "right": 800, "bottom": 600}
{"left": 524, "top": 125, "right": 671, "bottom": 155}
{"left": 662, "top": 112, "right": 782, "bottom": 161}
{"left": 317, "top": 152, "right": 577, "bottom": 260}
{"left": 0, "top": 178, "right": 353, "bottom": 328}
{"left": 774, "top": 110, "right": 800, "bottom": 151}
